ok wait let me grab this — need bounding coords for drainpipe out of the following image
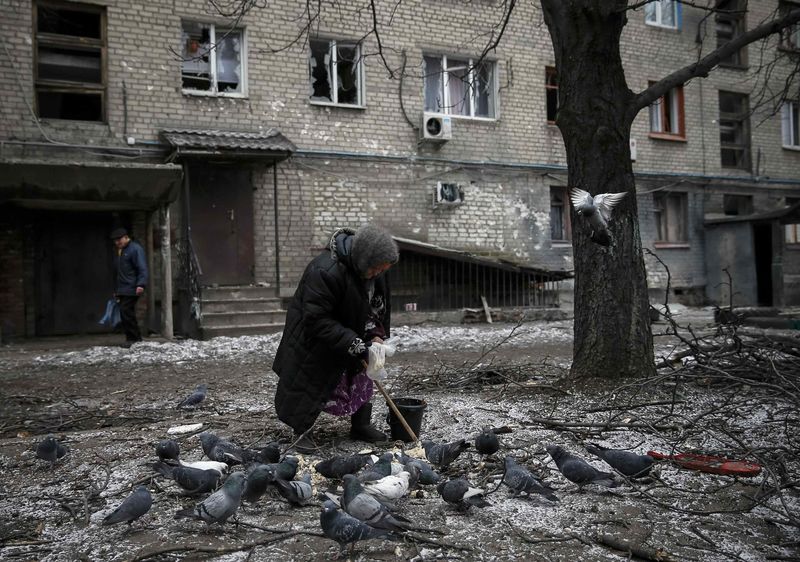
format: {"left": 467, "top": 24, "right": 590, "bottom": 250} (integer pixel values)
{"left": 273, "top": 161, "right": 281, "bottom": 297}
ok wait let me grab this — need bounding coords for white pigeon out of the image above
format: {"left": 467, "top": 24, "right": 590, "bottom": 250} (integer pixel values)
{"left": 179, "top": 459, "right": 228, "bottom": 475}
{"left": 569, "top": 187, "right": 627, "bottom": 246}
{"left": 362, "top": 471, "right": 411, "bottom": 502}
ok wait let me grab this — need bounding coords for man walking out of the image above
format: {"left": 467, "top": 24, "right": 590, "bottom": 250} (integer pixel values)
{"left": 111, "top": 228, "right": 148, "bottom": 348}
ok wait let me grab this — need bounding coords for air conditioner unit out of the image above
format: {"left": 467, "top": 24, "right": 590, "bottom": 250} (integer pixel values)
{"left": 433, "top": 181, "right": 464, "bottom": 207}
{"left": 421, "top": 112, "right": 452, "bottom": 142}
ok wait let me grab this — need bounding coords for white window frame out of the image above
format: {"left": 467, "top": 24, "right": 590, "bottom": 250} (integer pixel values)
{"left": 781, "top": 101, "right": 800, "bottom": 149}
{"left": 308, "top": 38, "right": 365, "bottom": 108}
{"left": 423, "top": 54, "right": 498, "bottom": 120}
{"left": 180, "top": 22, "right": 247, "bottom": 98}
{"left": 645, "top": 0, "right": 678, "bottom": 29}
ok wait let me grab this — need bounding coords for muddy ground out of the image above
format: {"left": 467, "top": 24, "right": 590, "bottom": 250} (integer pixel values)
{"left": 0, "top": 312, "right": 797, "bottom": 561}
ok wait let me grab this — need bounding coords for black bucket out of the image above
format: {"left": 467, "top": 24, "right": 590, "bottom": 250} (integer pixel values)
{"left": 386, "top": 397, "right": 427, "bottom": 442}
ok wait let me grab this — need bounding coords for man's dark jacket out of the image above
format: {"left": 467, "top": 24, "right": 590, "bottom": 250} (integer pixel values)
{"left": 272, "top": 228, "right": 391, "bottom": 433}
{"left": 115, "top": 240, "right": 148, "bottom": 296}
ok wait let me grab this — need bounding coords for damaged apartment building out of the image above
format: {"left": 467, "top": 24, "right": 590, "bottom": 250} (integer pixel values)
{"left": 1, "top": 0, "right": 800, "bottom": 340}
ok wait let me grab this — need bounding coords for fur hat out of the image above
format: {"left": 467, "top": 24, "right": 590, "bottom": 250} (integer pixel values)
{"left": 351, "top": 225, "right": 399, "bottom": 276}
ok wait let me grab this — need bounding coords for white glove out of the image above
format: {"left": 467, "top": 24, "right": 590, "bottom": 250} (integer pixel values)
{"left": 366, "top": 342, "right": 387, "bottom": 381}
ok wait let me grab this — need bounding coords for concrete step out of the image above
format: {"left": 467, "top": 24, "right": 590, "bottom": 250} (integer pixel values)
{"left": 203, "top": 298, "right": 281, "bottom": 313}
{"left": 202, "top": 310, "right": 286, "bottom": 328}
{"left": 202, "top": 323, "right": 285, "bottom": 339}
{"left": 203, "top": 286, "right": 277, "bottom": 300}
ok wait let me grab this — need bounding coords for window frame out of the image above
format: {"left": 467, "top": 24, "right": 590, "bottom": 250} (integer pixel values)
{"left": 308, "top": 38, "right": 365, "bottom": 109}
{"left": 715, "top": 0, "right": 748, "bottom": 68}
{"left": 549, "top": 185, "right": 571, "bottom": 243}
{"left": 782, "top": 101, "right": 800, "bottom": 150}
{"left": 648, "top": 83, "right": 686, "bottom": 140}
{"left": 718, "top": 90, "right": 752, "bottom": 171}
{"left": 545, "top": 66, "right": 558, "bottom": 124}
{"left": 33, "top": 0, "right": 107, "bottom": 122}
{"left": 181, "top": 21, "right": 248, "bottom": 98}
{"left": 653, "top": 192, "right": 690, "bottom": 247}
{"left": 645, "top": 0, "right": 680, "bottom": 29}
{"left": 779, "top": 1, "right": 800, "bottom": 52}
{"left": 423, "top": 54, "right": 498, "bottom": 120}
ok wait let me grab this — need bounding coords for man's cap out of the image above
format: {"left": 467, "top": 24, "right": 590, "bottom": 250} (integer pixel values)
{"left": 110, "top": 228, "right": 128, "bottom": 240}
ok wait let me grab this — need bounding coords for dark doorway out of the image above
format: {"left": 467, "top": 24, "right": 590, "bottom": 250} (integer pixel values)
{"left": 189, "top": 163, "right": 255, "bottom": 286}
{"left": 34, "top": 212, "right": 116, "bottom": 335}
{"left": 753, "top": 223, "right": 773, "bottom": 306}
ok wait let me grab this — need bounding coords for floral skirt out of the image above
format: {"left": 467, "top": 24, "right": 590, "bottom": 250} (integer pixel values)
{"left": 322, "top": 370, "right": 375, "bottom": 417}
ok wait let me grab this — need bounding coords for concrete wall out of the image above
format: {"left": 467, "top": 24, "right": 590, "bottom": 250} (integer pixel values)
{"left": 705, "top": 222, "right": 758, "bottom": 306}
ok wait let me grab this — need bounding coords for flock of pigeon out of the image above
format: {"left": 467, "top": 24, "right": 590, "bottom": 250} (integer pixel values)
{"left": 35, "top": 397, "right": 657, "bottom": 558}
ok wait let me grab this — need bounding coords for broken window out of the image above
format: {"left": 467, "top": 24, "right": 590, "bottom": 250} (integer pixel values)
{"left": 545, "top": 67, "right": 558, "bottom": 123}
{"left": 423, "top": 54, "right": 496, "bottom": 119}
{"left": 645, "top": 0, "right": 680, "bottom": 29}
{"left": 782, "top": 101, "right": 800, "bottom": 148}
{"left": 308, "top": 39, "right": 363, "bottom": 106}
{"left": 550, "top": 186, "right": 571, "bottom": 241}
{"left": 34, "top": 1, "right": 106, "bottom": 121}
{"left": 181, "top": 21, "right": 244, "bottom": 95}
{"left": 719, "top": 91, "right": 751, "bottom": 170}
{"left": 649, "top": 83, "right": 685, "bottom": 138}
{"left": 654, "top": 192, "right": 688, "bottom": 244}
{"left": 716, "top": 0, "right": 747, "bottom": 67}
{"left": 722, "top": 194, "right": 753, "bottom": 216}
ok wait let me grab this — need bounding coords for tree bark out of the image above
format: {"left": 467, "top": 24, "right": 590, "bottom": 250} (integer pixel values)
{"left": 541, "top": 0, "right": 654, "bottom": 378}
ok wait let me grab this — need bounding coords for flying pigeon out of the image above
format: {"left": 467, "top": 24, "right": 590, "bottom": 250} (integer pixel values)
{"left": 341, "top": 475, "right": 411, "bottom": 532}
{"left": 502, "top": 456, "right": 558, "bottom": 501}
{"left": 585, "top": 443, "right": 655, "bottom": 478}
{"left": 569, "top": 187, "right": 627, "bottom": 246}
{"left": 320, "top": 500, "right": 391, "bottom": 556}
{"left": 315, "top": 453, "right": 372, "bottom": 479}
{"left": 274, "top": 473, "right": 314, "bottom": 506}
{"left": 436, "top": 478, "right": 490, "bottom": 511}
{"left": 152, "top": 461, "right": 220, "bottom": 495}
{"left": 546, "top": 445, "right": 617, "bottom": 489}
{"left": 422, "top": 439, "right": 470, "bottom": 469}
{"left": 36, "top": 435, "right": 68, "bottom": 467}
{"left": 102, "top": 486, "right": 152, "bottom": 526}
{"left": 177, "top": 383, "right": 208, "bottom": 408}
{"left": 475, "top": 428, "right": 500, "bottom": 456}
{"left": 174, "top": 471, "right": 246, "bottom": 524}
{"left": 155, "top": 439, "right": 180, "bottom": 461}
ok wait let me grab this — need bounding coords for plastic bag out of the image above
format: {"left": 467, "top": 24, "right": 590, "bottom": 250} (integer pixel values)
{"left": 366, "top": 342, "right": 393, "bottom": 381}
{"left": 99, "top": 298, "right": 121, "bottom": 328}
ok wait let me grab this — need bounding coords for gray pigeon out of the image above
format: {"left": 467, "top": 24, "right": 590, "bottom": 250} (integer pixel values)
{"left": 341, "top": 475, "right": 410, "bottom": 532}
{"left": 585, "top": 444, "right": 654, "bottom": 478}
{"left": 422, "top": 439, "right": 470, "bottom": 469}
{"left": 177, "top": 383, "right": 208, "bottom": 408}
{"left": 155, "top": 439, "right": 180, "bottom": 461}
{"left": 358, "top": 453, "right": 395, "bottom": 483}
{"left": 398, "top": 453, "right": 441, "bottom": 485}
{"left": 36, "top": 435, "right": 68, "bottom": 466}
{"left": 436, "top": 478, "right": 490, "bottom": 511}
{"left": 274, "top": 473, "right": 313, "bottom": 506}
{"left": 315, "top": 453, "right": 371, "bottom": 479}
{"left": 102, "top": 486, "right": 152, "bottom": 526}
{"left": 270, "top": 456, "right": 299, "bottom": 481}
{"left": 199, "top": 433, "right": 279, "bottom": 466}
{"left": 569, "top": 187, "right": 627, "bottom": 246}
{"left": 174, "top": 471, "right": 246, "bottom": 524}
{"left": 320, "top": 500, "right": 391, "bottom": 555}
{"left": 242, "top": 464, "right": 274, "bottom": 503}
{"left": 546, "top": 445, "right": 616, "bottom": 488}
{"left": 153, "top": 461, "right": 220, "bottom": 495}
{"left": 475, "top": 428, "right": 500, "bottom": 456}
{"left": 502, "top": 456, "right": 558, "bottom": 501}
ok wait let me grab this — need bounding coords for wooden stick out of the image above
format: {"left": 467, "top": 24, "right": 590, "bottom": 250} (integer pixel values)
{"left": 361, "top": 360, "right": 419, "bottom": 443}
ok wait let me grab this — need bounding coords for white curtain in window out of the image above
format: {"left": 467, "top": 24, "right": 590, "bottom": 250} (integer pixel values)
{"left": 423, "top": 56, "right": 443, "bottom": 112}
{"left": 216, "top": 30, "right": 242, "bottom": 92}
{"left": 446, "top": 59, "right": 469, "bottom": 116}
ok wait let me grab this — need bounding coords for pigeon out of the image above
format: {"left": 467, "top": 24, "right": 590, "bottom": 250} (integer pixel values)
{"left": 315, "top": 453, "right": 371, "bottom": 479}
{"left": 178, "top": 459, "right": 228, "bottom": 475}
{"left": 274, "top": 473, "right": 314, "bottom": 506}
{"left": 36, "top": 435, "right": 68, "bottom": 466}
{"left": 397, "top": 453, "right": 441, "bottom": 485}
{"left": 320, "top": 500, "right": 391, "bottom": 555}
{"left": 177, "top": 383, "right": 208, "bottom": 408}
{"left": 546, "top": 445, "right": 617, "bottom": 488}
{"left": 422, "top": 439, "right": 470, "bottom": 469}
{"left": 155, "top": 439, "right": 180, "bottom": 461}
{"left": 152, "top": 461, "right": 220, "bottom": 495}
{"left": 585, "top": 444, "right": 655, "bottom": 478}
{"left": 199, "top": 433, "right": 279, "bottom": 466}
{"left": 270, "top": 456, "right": 299, "bottom": 481}
{"left": 475, "top": 428, "right": 500, "bottom": 456}
{"left": 242, "top": 464, "right": 274, "bottom": 503}
{"left": 102, "top": 486, "right": 152, "bottom": 526}
{"left": 569, "top": 187, "right": 627, "bottom": 246}
{"left": 256, "top": 442, "right": 282, "bottom": 464}
{"left": 436, "top": 478, "right": 490, "bottom": 511}
{"left": 358, "top": 453, "right": 395, "bottom": 483}
{"left": 341, "top": 475, "right": 411, "bottom": 532}
{"left": 174, "top": 471, "right": 246, "bottom": 524}
{"left": 362, "top": 471, "right": 413, "bottom": 503}
{"left": 502, "top": 456, "right": 558, "bottom": 501}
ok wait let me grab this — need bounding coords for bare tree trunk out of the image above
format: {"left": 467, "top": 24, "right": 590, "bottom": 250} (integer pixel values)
{"left": 542, "top": 0, "right": 654, "bottom": 378}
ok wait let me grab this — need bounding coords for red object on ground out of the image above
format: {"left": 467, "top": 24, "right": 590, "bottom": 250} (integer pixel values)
{"left": 647, "top": 451, "right": 762, "bottom": 477}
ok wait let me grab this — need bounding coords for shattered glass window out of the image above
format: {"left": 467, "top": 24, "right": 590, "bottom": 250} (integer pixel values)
{"left": 309, "top": 39, "right": 362, "bottom": 106}
{"left": 473, "top": 61, "right": 494, "bottom": 118}
{"left": 181, "top": 21, "right": 245, "bottom": 95}
{"left": 216, "top": 30, "right": 242, "bottom": 93}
